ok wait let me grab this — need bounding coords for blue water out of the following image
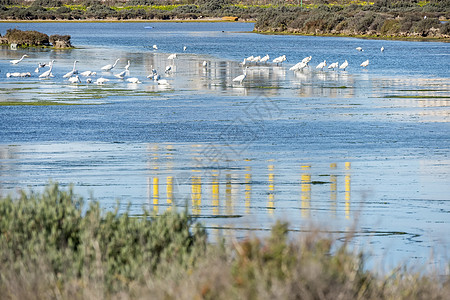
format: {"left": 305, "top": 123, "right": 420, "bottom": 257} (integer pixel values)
{"left": 0, "top": 22, "right": 449, "bottom": 274}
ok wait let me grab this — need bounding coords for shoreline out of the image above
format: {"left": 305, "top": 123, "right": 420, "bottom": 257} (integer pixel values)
{"left": 1, "top": 19, "right": 448, "bottom": 42}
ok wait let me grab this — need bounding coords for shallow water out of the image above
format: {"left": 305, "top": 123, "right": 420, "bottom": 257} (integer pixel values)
{"left": 0, "top": 22, "right": 449, "bottom": 273}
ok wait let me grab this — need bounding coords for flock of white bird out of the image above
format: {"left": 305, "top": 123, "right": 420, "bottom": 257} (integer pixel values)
{"left": 6, "top": 45, "right": 383, "bottom": 86}
{"left": 231, "top": 45, "right": 383, "bottom": 84}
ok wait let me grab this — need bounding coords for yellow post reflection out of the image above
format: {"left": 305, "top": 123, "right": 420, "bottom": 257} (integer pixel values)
{"left": 152, "top": 177, "right": 159, "bottom": 213}
{"left": 345, "top": 162, "right": 351, "bottom": 220}
{"left": 212, "top": 172, "right": 219, "bottom": 216}
{"left": 166, "top": 176, "right": 173, "bottom": 211}
{"left": 226, "top": 173, "right": 232, "bottom": 215}
{"left": 191, "top": 175, "right": 202, "bottom": 215}
{"left": 268, "top": 165, "right": 275, "bottom": 214}
{"left": 301, "top": 165, "right": 311, "bottom": 219}
{"left": 330, "top": 163, "right": 337, "bottom": 216}
{"left": 245, "top": 166, "right": 251, "bottom": 215}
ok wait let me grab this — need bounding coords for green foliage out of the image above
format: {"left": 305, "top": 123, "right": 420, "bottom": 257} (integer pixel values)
{"left": 0, "top": 183, "right": 207, "bottom": 292}
{"left": 32, "top": 0, "right": 62, "bottom": 7}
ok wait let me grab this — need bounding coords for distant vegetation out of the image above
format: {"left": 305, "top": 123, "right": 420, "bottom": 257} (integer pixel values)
{"left": 0, "top": 183, "right": 449, "bottom": 298}
{"left": 0, "top": 1, "right": 448, "bottom": 39}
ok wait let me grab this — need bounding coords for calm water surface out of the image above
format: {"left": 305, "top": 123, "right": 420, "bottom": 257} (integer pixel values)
{"left": 0, "top": 22, "right": 449, "bottom": 273}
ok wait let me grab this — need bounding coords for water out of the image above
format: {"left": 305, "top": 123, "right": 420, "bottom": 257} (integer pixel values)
{"left": 0, "top": 22, "right": 449, "bottom": 273}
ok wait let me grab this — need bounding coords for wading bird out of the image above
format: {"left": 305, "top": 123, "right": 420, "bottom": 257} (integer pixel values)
{"left": 114, "top": 70, "right": 127, "bottom": 79}
{"left": 95, "top": 77, "right": 109, "bottom": 85}
{"left": 80, "top": 70, "right": 96, "bottom": 77}
{"left": 316, "top": 60, "right": 327, "bottom": 70}
{"left": 39, "top": 60, "right": 55, "bottom": 78}
{"left": 232, "top": 68, "right": 247, "bottom": 84}
{"left": 63, "top": 60, "right": 79, "bottom": 78}
{"left": 260, "top": 54, "right": 270, "bottom": 63}
{"left": 10, "top": 54, "right": 28, "bottom": 65}
{"left": 356, "top": 47, "right": 363, "bottom": 51}
{"left": 126, "top": 77, "right": 141, "bottom": 84}
{"left": 124, "top": 60, "right": 131, "bottom": 71}
{"left": 339, "top": 60, "right": 349, "bottom": 71}
{"left": 167, "top": 53, "right": 177, "bottom": 60}
{"left": 68, "top": 75, "right": 81, "bottom": 84}
{"left": 273, "top": 55, "right": 286, "bottom": 65}
{"left": 381, "top": 46, "right": 385, "bottom": 52}
{"left": 101, "top": 58, "right": 120, "bottom": 71}
{"left": 360, "top": 59, "right": 370, "bottom": 68}
{"left": 153, "top": 44, "right": 158, "bottom": 50}
{"left": 328, "top": 62, "right": 339, "bottom": 70}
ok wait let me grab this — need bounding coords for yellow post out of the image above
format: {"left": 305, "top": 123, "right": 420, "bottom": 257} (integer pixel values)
{"left": 245, "top": 166, "right": 252, "bottom": 214}
{"left": 301, "top": 165, "right": 311, "bottom": 218}
{"left": 212, "top": 173, "right": 219, "bottom": 216}
{"left": 268, "top": 165, "right": 275, "bottom": 213}
{"left": 152, "top": 177, "right": 159, "bottom": 213}
{"left": 345, "top": 162, "right": 351, "bottom": 220}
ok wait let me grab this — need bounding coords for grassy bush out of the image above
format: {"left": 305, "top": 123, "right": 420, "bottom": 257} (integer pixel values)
{"left": 0, "top": 183, "right": 449, "bottom": 299}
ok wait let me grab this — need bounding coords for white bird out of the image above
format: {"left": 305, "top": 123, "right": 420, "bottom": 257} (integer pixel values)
{"left": 356, "top": 47, "right": 364, "bottom": 51}
{"left": 95, "top": 77, "right": 109, "bottom": 85}
{"left": 126, "top": 77, "right": 141, "bottom": 84}
{"left": 155, "top": 78, "right": 170, "bottom": 85}
{"left": 202, "top": 60, "right": 207, "bottom": 67}
{"left": 360, "top": 59, "right": 370, "bottom": 68}
{"left": 80, "top": 70, "right": 96, "bottom": 77}
{"left": 114, "top": 70, "right": 127, "bottom": 79}
{"left": 165, "top": 65, "right": 172, "bottom": 73}
{"left": 68, "top": 75, "right": 81, "bottom": 83}
{"left": 253, "top": 56, "right": 261, "bottom": 64}
{"left": 101, "top": 58, "right": 120, "bottom": 71}
{"left": 183, "top": 46, "right": 187, "bottom": 51}
{"left": 260, "top": 54, "right": 270, "bottom": 63}
{"left": 10, "top": 54, "right": 28, "bottom": 65}
{"left": 167, "top": 53, "right": 177, "bottom": 60}
{"left": 339, "top": 60, "right": 349, "bottom": 71}
{"left": 232, "top": 68, "right": 247, "bottom": 84}
{"left": 39, "top": 60, "right": 55, "bottom": 78}
{"left": 246, "top": 55, "right": 254, "bottom": 61}
{"left": 302, "top": 56, "right": 312, "bottom": 64}
{"left": 34, "top": 62, "right": 47, "bottom": 73}
{"left": 273, "top": 55, "right": 286, "bottom": 65}
{"left": 124, "top": 60, "right": 131, "bottom": 71}
{"left": 63, "top": 60, "right": 79, "bottom": 78}
{"left": 289, "top": 61, "right": 307, "bottom": 71}
{"left": 328, "top": 62, "right": 339, "bottom": 70}
{"left": 153, "top": 44, "right": 158, "bottom": 50}
{"left": 316, "top": 60, "right": 327, "bottom": 70}
{"left": 6, "top": 72, "right": 31, "bottom": 77}
{"left": 381, "top": 46, "right": 385, "bottom": 52}
{"left": 86, "top": 78, "right": 93, "bottom": 84}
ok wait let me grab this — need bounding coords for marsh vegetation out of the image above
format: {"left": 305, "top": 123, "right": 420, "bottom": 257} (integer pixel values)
{"left": 0, "top": 183, "right": 448, "bottom": 299}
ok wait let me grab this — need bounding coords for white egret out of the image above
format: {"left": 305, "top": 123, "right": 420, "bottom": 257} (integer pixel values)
{"left": 381, "top": 46, "right": 385, "bottom": 52}
{"left": 202, "top": 60, "right": 207, "bottom": 67}
{"left": 246, "top": 55, "right": 254, "bottom": 61}
{"left": 360, "top": 59, "right": 370, "bottom": 68}
{"left": 273, "top": 55, "right": 286, "bottom": 65}
{"left": 316, "top": 60, "right": 327, "bottom": 70}
{"left": 165, "top": 65, "right": 172, "bottom": 73}
{"left": 63, "top": 60, "right": 79, "bottom": 78}
{"left": 339, "top": 60, "right": 349, "bottom": 71}
{"left": 126, "top": 77, "right": 141, "bottom": 84}
{"left": 356, "top": 47, "right": 363, "bottom": 51}
{"left": 114, "top": 70, "right": 127, "bottom": 79}
{"left": 232, "top": 68, "right": 247, "bottom": 84}
{"left": 289, "top": 61, "right": 307, "bottom": 71}
{"left": 153, "top": 44, "right": 158, "bottom": 50}
{"left": 260, "top": 54, "right": 270, "bottom": 63}
{"left": 68, "top": 75, "right": 81, "bottom": 84}
{"left": 6, "top": 72, "right": 31, "bottom": 77}
{"left": 39, "top": 60, "right": 55, "bottom": 78}
{"left": 95, "top": 77, "right": 109, "bottom": 85}
{"left": 167, "top": 53, "right": 177, "bottom": 60}
{"left": 10, "top": 54, "right": 28, "bottom": 65}
{"left": 80, "top": 70, "right": 96, "bottom": 77}
{"left": 183, "top": 46, "right": 187, "bottom": 51}
{"left": 155, "top": 78, "right": 170, "bottom": 85}
{"left": 101, "top": 58, "right": 120, "bottom": 71}
{"left": 301, "top": 56, "right": 312, "bottom": 64}
{"left": 124, "top": 60, "right": 131, "bottom": 71}
{"left": 328, "top": 62, "right": 339, "bottom": 70}
{"left": 35, "top": 62, "right": 47, "bottom": 73}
